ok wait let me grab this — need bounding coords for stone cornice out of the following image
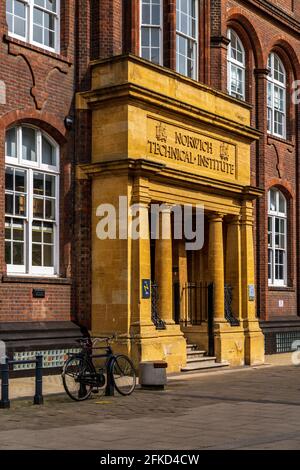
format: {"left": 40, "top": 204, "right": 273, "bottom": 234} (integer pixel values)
{"left": 237, "top": 0, "right": 300, "bottom": 35}
{"left": 77, "top": 158, "right": 264, "bottom": 201}
{"left": 77, "top": 82, "right": 261, "bottom": 143}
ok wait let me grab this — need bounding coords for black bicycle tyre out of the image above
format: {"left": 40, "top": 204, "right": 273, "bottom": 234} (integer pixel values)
{"left": 62, "top": 355, "right": 94, "bottom": 401}
{"left": 111, "top": 355, "right": 136, "bottom": 396}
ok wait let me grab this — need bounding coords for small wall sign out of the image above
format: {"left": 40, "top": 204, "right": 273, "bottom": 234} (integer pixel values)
{"left": 33, "top": 289, "right": 45, "bottom": 299}
{"left": 248, "top": 285, "right": 255, "bottom": 301}
{"left": 142, "top": 279, "right": 151, "bottom": 299}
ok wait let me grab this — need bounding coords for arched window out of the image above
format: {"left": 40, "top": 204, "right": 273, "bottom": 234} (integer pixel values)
{"left": 268, "top": 188, "right": 287, "bottom": 286}
{"left": 6, "top": 0, "right": 60, "bottom": 52}
{"left": 227, "top": 29, "right": 245, "bottom": 100}
{"left": 140, "top": 0, "right": 163, "bottom": 65}
{"left": 267, "top": 53, "right": 286, "bottom": 138}
{"left": 176, "top": 0, "right": 198, "bottom": 79}
{"left": 5, "top": 125, "right": 59, "bottom": 276}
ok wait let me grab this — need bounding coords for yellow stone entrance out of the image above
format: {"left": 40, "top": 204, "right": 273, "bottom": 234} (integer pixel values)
{"left": 76, "top": 55, "right": 265, "bottom": 372}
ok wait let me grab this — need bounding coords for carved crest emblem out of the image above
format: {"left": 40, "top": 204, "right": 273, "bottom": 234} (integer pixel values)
{"left": 220, "top": 143, "right": 229, "bottom": 161}
{"left": 156, "top": 122, "right": 167, "bottom": 143}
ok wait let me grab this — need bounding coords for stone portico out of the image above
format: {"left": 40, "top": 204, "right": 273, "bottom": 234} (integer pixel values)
{"left": 76, "top": 54, "right": 265, "bottom": 372}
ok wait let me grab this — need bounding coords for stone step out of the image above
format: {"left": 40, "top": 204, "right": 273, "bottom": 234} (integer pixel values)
{"left": 186, "top": 356, "right": 217, "bottom": 366}
{"left": 186, "top": 344, "right": 199, "bottom": 352}
{"left": 181, "top": 361, "right": 229, "bottom": 372}
{"left": 187, "top": 350, "right": 206, "bottom": 359}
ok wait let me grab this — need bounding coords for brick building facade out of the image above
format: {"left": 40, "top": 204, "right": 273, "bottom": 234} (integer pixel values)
{"left": 1, "top": 1, "right": 300, "bottom": 373}
{"left": 75, "top": 0, "right": 300, "bottom": 360}
{"left": 0, "top": 1, "right": 79, "bottom": 366}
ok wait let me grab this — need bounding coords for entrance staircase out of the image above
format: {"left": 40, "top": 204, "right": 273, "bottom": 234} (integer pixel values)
{"left": 181, "top": 343, "right": 229, "bottom": 372}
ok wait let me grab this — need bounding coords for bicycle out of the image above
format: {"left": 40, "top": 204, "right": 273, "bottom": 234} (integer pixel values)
{"left": 61, "top": 335, "right": 136, "bottom": 401}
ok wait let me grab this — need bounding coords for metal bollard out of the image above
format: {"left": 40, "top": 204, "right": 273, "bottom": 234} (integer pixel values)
{"left": 0, "top": 358, "right": 10, "bottom": 409}
{"left": 34, "top": 355, "right": 44, "bottom": 405}
{"left": 105, "top": 363, "right": 115, "bottom": 397}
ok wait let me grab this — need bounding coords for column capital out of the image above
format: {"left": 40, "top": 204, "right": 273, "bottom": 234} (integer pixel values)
{"left": 228, "top": 214, "right": 242, "bottom": 225}
{"left": 208, "top": 212, "right": 225, "bottom": 222}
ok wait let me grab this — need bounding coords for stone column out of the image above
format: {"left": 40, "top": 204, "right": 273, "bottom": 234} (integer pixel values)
{"left": 155, "top": 206, "right": 174, "bottom": 324}
{"left": 208, "top": 213, "right": 225, "bottom": 322}
{"left": 131, "top": 201, "right": 152, "bottom": 327}
{"left": 178, "top": 238, "right": 188, "bottom": 323}
{"left": 226, "top": 215, "right": 242, "bottom": 320}
{"left": 241, "top": 201, "right": 264, "bottom": 365}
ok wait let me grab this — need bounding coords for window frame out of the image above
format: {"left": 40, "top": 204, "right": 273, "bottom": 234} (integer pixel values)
{"left": 140, "top": 0, "right": 163, "bottom": 66}
{"left": 176, "top": 0, "right": 198, "bottom": 80}
{"left": 227, "top": 28, "right": 246, "bottom": 101}
{"left": 268, "top": 188, "right": 287, "bottom": 287}
{"left": 267, "top": 52, "right": 286, "bottom": 139}
{"left": 6, "top": 0, "right": 60, "bottom": 53}
{"left": 5, "top": 125, "right": 60, "bottom": 277}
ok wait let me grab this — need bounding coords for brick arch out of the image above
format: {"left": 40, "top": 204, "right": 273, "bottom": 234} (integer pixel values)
{"left": 267, "top": 38, "right": 300, "bottom": 81}
{"left": 266, "top": 179, "right": 295, "bottom": 201}
{"left": 226, "top": 11, "right": 264, "bottom": 69}
{"left": 0, "top": 109, "right": 67, "bottom": 145}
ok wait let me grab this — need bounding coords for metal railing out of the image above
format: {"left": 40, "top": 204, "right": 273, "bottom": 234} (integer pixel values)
{"left": 181, "top": 282, "right": 210, "bottom": 326}
{"left": 0, "top": 355, "right": 43, "bottom": 409}
{"left": 151, "top": 282, "right": 166, "bottom": 330}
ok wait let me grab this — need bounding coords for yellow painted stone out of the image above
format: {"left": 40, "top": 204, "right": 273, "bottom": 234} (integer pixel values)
{"left": 77, "top": 55, "right": 264, "bottom": 371}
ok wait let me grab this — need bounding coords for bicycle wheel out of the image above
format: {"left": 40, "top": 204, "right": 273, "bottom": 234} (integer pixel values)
{"left": 62, "top": 355, "right": 94, "bottom": 401}
{"left": 111, "top": 355, "right": 136, "bottom": 396}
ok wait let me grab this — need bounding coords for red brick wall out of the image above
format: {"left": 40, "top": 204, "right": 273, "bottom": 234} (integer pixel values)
{"left": 115, "top": 0, "right": 300, "bottom": 323}
{"left": 220, "top": 0, "right": 300, "bottom": 321}
{"left": 0, "top": 2, "right": 75, "bottom": 324}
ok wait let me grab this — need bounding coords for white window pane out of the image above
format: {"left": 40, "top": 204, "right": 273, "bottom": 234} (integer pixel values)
{"left": 34, "top": 0, "right": 45, "bottom": 7}
{"left": 42, "top": 136, "right": 55, "bottom": 165}
{"left": 33, "top": 172, "right": 44, "bottom": 195}
{"left": 142, "top": 4, "right": 150, "bottom": 24}
{"left": 33, "top": 24, "right": 43, "bottom": 44}
{"left": 22, "top": 127, "right": 37, "bottom": 161}
{"left": 14, "top": 16, "right": 26, "bottom": 37}
{"left": 269, "top": 189, "right": 276, "bottom": 211}
{"left": 15, "top": 0, "right": 26, "bottom": 18}
{"left": 141, "top": 47, "right": 150, "bottom": 60}
{"left": 6, "top": 128, "right": 17, "bottom": 158}
{"left": 32, "top": 221, "right": 42, "bottom": 243}
{"left": 32, "top": 243, "right": 42, "bottom": 266}
{"left": 141, "top": 27, "right": 150, "bottom": 47}
{"left": 44, "top": 244, "right": 53, "bottom": 267}
{"left": 46, "top": 0, "right": 56, "bottom": 12}
{"left": 33, "top": 198, "right": 44, "bottom": 218}
{"left": 44, "top": 28, "right": 55, "bottom": 48}
{"left": 7, "top": 0, "right": 13, "bottom": 14}
{"left": 152, "top": 3, "right": 160, "bottom": 25}
{"left": 33, "top": 7, "right": 43, "bottom": 25}
{"left": 5, "top": 167, "right": 14, "bottom": 191}
{"left": 278, "top": 192, "right": 286, "bottom": 214}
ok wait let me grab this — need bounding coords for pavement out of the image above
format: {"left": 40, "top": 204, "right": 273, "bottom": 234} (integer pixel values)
{"left": 1, "top": 360, "right": 300, "bottom": 450}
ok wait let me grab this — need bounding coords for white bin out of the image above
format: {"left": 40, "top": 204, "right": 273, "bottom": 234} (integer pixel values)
{"left": 139, "top": 361, "right": 168, "bottom": 389}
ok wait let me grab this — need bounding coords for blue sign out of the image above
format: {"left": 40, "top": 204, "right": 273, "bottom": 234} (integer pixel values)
{"left": 142, "top": 279, "right": 151, "bottom": 299}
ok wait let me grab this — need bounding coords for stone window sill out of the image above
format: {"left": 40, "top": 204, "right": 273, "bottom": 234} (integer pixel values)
{"left": 3, "top": 34, "right": 73, "bottom": 66}
{"left": 2, "top": 275, "right": 72, "bottom": 285}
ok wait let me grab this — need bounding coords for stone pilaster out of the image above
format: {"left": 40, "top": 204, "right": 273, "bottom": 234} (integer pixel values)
{"left": 241, "top": 201, "right": 265, "bottom": 365}
{"left": 226, "top": 215, "right": 242, "bottom": 320}
{"left": 178, "top": 238, "right": 188, "bottom": 324}
{"left": 155, "top": 206, "right": 174, "bottom": 325}
{"left": 208, "top": 213, "right": 225, "bottom": 322}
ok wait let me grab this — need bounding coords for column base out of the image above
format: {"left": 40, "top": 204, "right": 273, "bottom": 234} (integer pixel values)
{"left": 130, "top": 324, "right": 187, "bottom": 373}
{"left": 214, "top": 322, "right": 246, "bottom": 366}
{"left": 243, "top": 320, "right": 265, "bottom": 366}
{"left": 213, "top": 320, "right": 265, "bottom": 366}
